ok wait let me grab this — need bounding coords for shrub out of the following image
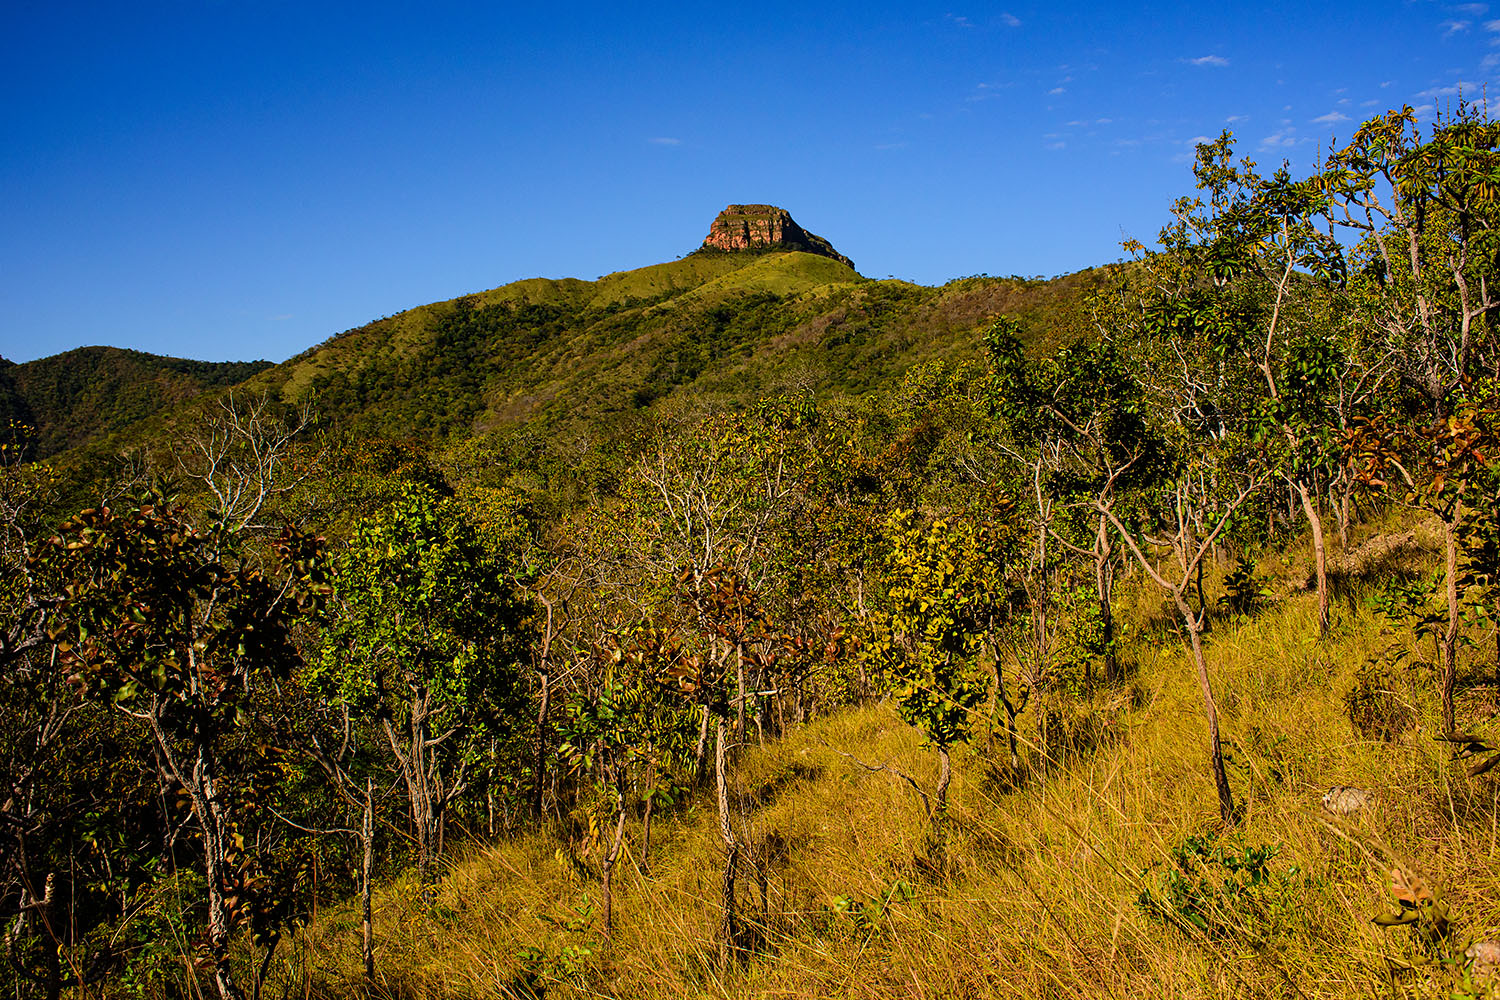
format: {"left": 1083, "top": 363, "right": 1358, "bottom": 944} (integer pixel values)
{"left": 1137, "top": 831, "right": 1306, "bottom": 948}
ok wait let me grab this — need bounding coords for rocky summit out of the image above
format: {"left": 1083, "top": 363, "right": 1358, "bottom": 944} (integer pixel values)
{"left": 700, "top": 204, "right": 854, "bottom": 269}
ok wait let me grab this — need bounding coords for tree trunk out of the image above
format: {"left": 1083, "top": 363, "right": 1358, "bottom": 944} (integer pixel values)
{"left": 192, "top": 742, "right": 245, "bottom": 1000}
{"left": 251, "top": 938, "right": 277, "bottom": 1000}
{"left": 1174, "top": 596, "right": 1236, "bottom": 825}
{"left": 641, "top": 787, "right": 655, "bottom": 868}
{"left": 146, "top": 708, "right": 244, "bottom": 1000}
{"left": 1443, "top": 517, "right": 1461, "bottom": 736}
{"left": 992, "top": 647, "right": 1022, "bottom": 773}
{"left": 362, "top": 778, "right": 375, "bottom": 982}
{"left": 714, "top": 720, "right": 739, "bottom": 969}
{"left": 382, "top": 701, "right": 437, "bottom": 887}
{"left": 1296, "top": 481, "right": 1331, "bottom": 637}
{"left": 486, "top": 737, "right": 497, "bottom": 838}
{"left": 934, "top": 745, "right": 952, "bottom": 822}
{"left": 692, "top": 705, "right": 711, "bottom": 786}
{"left": 1096, "top": 515, "right": 1117, "bottom": 683}
{"left": 601, "top": 785, "right": 627, "bottom": 941}
{"left": 735, "top": 644, "right": 746, "bottom": 746}
{"left": 531, "top": 672, "right": 550, "bottom": 822}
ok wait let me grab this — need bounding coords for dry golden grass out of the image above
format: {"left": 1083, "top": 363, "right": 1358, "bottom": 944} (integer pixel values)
{"left": 285, "top": 563, "right": 1500, "bottom": 999}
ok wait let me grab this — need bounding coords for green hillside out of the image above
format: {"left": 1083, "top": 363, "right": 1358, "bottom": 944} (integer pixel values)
{"left": 0, "top": 347, "right": 271, "bottom": 458}
{"left": 246, "top": 251, "right": 1098, "bottom": 451}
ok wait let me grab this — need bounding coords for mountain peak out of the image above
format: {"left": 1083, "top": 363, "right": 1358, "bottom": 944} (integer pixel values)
{"left": 700, "top": 204, "right": 854, "bottom": 269}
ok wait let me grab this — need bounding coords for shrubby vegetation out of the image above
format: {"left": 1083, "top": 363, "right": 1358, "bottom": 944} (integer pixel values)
{"left": 5, "top": 104, "right": 1500, "bottom": 997}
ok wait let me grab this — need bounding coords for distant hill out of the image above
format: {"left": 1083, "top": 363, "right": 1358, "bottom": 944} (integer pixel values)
{"left": 16, "top": 208, "right": 1105, "bottom": 480}
{"left": 0, "top": 347, "right": 271, "bottom": 458}
{"left": 244, "top": 250, "right": 1101, "bottom": 453}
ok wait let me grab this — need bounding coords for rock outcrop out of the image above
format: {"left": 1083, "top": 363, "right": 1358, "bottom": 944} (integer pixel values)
{"left": 700, "top": 204, "right": 854, "bottom": 269}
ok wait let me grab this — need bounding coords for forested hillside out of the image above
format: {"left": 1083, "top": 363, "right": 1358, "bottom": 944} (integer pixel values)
{"left": 0, "top": 348, "right": 272, "bottom": 459}
{"left": 244, "top": 250, "right": 1098, "bottom": 457}
{"left": 4, "top": 106, "right": 1500, "bottom": 1000}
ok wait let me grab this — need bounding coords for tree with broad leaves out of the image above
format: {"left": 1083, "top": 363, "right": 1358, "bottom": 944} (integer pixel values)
{"left": 1319, "top": 104, "right": 1500, "bottom": 736}
{"left": 311, "top": 482, "right": 532, "bottom": 887}
{"left": 861, "top": 508, "right": 1015, "bottom": 825}
{"left": 556, "top": 637, "right": 694, "bottom": 942}
{"left": 32, "top": 493, "right": 328, "bottom": 1000}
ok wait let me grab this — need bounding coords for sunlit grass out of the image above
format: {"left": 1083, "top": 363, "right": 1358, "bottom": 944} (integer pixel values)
{"left": 283, "top": 539, "right": 1500, "bottom": 999}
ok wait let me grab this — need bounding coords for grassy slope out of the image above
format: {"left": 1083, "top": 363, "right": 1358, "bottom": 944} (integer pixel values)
{"left": 291, "top": 518, "right": 1500, "bottom": 999}
{"left": 241, "top": 253, "right": 1100, "bottom": 449}
{"left": 26, "top": 255, "right": 1100, "bottom": 492}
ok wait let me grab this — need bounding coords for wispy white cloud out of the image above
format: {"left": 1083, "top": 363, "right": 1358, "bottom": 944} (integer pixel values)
{"left": 1456, "top": 3, "right": 1489, "bottom": 14}
{"left": 945, "top": 13, "right": 974, "bottom": 28}
{"left": 1048, "top": 86, "right": 1066, "bottom": 94}
{"left": 1187, "top": 54, "right": 1230, "bottom": 67}
{"left": 1225, "top": 113, "right": 1247, "bottom": 123}
{"left": 1312, "top": 111, "right": 1350, "bottom": 124}
{"left": 874, "top": 141, "right": 908, "bottom": 150}
{"left": 1187, "top": 135, "right": 1214, "bottom": 145}
{"left": 1000, "top": 12, "right": 1021, "bottom": 26}
{"left": 1442, "top": 19, "right": 1472, "bottom": 35}
{"left": 1416, "top": 81, "right": 1476, "bottom": 98}
{"left": 647, "top": 137, "right": 682, "bottom": 146}
{"left": 1259, "top": 126, "right": 1302, "bottom": 149}
{"left": 1486, "top": 17, "right": 1500, "bottom": 29}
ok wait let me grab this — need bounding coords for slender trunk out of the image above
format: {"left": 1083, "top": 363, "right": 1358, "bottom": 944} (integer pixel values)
{"left": 486, "top": 737, "right": 496, "bottom": 838}
{"left": 992, "top": 647, "right": 1022, "bottom": 773}
{"left": 1339, "top": 478, "right": 1351, "bottom": 550}
{"left": 1296, "top": 481, "right": 1331, "bottom": 637}
{"left": 251, "top": 938, "right": 277, "bottom": 1000}
{"left": 715, "top": 720, "right": 739, "bottom": 968}
{"left": 1096, "top": 515, "right": 1117, "bottom": 684}
{"left": 934, "top": 745, "right": 952, "bottom": 822}
{"left": 185, "top": 739, "right": 245, "bottom": 1000}
{"left": 1174, "top": 595, "right": 1235, "bottom": 824}
{"left": 1194, "top": 558, "right": 1208, "bottom": 625}
{"left": 361, "top": 778, "right": 375, "bottom": 981}
{"left": 641, "top": 787, "right": 655, "bottom": 868}
{"left": 735, "top": 644, "right": 746, "bottom": 746}
{"left": 382, "top": 702, "right": 436, "bottom": 887}
{"left": 25, "top": 874, "right": 60, "bottom": 1000}
{"left": 1443, "top": 517, "right": 1461, "bottom": 735}
{"left": 531, "top": 672, "right": 550, "bottom": 822}
{"left": 692, "top": 705, "right": 711, "bottom": 786}
{"left": 601, "top": 785, "right": 627, "bottom": 941}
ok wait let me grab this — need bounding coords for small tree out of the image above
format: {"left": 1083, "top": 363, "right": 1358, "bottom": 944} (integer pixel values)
{"left": 862, "top": 509, "right": 1013, "bottom": 824}
{"left": 313, "top": 483, "right": 531, "bottom": 886}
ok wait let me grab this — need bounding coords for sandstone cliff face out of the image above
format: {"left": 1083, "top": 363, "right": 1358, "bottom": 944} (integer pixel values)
{"left": 701, "top": 204, "right": 854, "bottom": 269}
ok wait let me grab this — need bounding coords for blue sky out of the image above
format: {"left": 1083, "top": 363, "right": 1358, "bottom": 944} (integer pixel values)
{"left": 2, "top": 1, "right": 1495, "bottom": 363}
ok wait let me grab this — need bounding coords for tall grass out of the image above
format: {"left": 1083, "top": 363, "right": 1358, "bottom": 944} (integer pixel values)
{"left": 282, "top": 537, "right": 1500, "bottom": 999}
